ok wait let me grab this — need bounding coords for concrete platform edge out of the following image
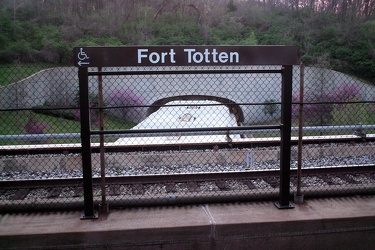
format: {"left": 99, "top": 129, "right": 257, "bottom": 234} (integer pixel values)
{"left": 1, "top": 196, "right": 374, "bottom": 250}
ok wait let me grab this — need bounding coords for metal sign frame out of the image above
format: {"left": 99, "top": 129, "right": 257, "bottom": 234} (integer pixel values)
{"left": 74, "top": 46, "right": 298, "bottom": 219}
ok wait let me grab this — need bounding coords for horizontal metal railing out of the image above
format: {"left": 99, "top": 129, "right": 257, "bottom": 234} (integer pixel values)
{"left": 1, "top": 124, "right": 374, "bottom": 142}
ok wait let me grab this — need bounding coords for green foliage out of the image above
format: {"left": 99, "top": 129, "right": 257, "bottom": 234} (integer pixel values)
{"left": 361, "top": 20, "right": 375, "bottom": 44}
{"left": 302, "top": 16, "right": 375, "bottom": 79}
{"left": 0, "top": 1, "right": 373, "bottom": 80}
{"left": 227, "top": 0, "right": 237, "bottom": 13}
{"left": 0, "top": 10, "right": 12, "bottom": 48}
{"left": 209, "top": 15, "right": 258, "bottom": 45}
{"left": 238, "top": 32, "right": 258, "bottom": 45}
{"left": 120, "top": 7, "right": 156, "bottom": 45}
{"left": 0, "top": 18, "right": 71, "bottom": 63}
{"left": 210, "top": 15, "right": 244, "bottom": 45}
{"left": 151, "top": 13, "right": 204, "bottom": 45}
{"left": 74, "top": 36, "right": 123, "bottom": 47}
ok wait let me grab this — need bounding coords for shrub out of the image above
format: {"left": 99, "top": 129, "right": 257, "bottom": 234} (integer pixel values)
{"left": 293, "top": 92, "right": 334, "bottom": 126}
{"left": 73, "top": 104, "right": 99, "bottom": 128}
{"left": 292, "top": 93, "right": 300, "bottom": 119}
{"left": 333, "top": 83, "right": 361, "bottom": 102}
{"left": 108, "top": 88, "right": 143, "bottom": 106}
{"left": 23, "top": 117, "right": 48, "bottom": 134}
{"left": 293, "top": 82, "right": 364, "bottom": 126}
{"left": 262, "top": 99, "right": 279, "bottom": 117}
{"left": 107, "top": 88, "right": 144, "bottom": 122}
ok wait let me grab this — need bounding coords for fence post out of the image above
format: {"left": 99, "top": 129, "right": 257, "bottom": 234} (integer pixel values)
{"left": 78, "top": 67, "right": 97, "bottom": 219}
{"left": 275, "top": 65, "right": 294, "bottom": 209}
{"left": 294, "top": 62, "right": 305, "bottom": 204}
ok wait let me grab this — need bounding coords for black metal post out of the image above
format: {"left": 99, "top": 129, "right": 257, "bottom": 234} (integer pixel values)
{"left": 275, "top": 65, "right": 294, "bottom": 209}
{"left": 78, "top": 67, "right": 98, "bottom": 219}
{"left": 98, "top": 67, "right": 109, "bottom": 214}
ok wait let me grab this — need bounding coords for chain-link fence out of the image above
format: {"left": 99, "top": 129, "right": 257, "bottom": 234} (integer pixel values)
{"left": 1, "top": 61, "right": 374, "bottom": 213}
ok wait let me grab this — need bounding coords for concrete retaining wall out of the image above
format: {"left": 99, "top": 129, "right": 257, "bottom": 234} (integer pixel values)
{"left": 1, "top": 66, "right": 373, "bottom": 124}
{"left": 0, "top": 67, "right": 78, "bottom": 109}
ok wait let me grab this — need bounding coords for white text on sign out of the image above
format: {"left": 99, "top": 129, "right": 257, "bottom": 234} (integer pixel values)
{"left": 137, "top": 49, "right": 240, "bottom": 64}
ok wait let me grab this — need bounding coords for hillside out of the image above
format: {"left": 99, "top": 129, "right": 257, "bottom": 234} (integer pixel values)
{"left": 0, "top": 0, "right": 374, "bottom": 81}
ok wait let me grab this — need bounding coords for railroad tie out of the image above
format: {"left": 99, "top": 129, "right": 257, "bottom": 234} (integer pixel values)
{"left": 320, "top": 174, "right": 336, "bottom": 185}
{"left": 290, "top": 176, "right": 308, "bottom": 187}
{"left": 215, "top": 180, "right": 230, "bottom": 191}
{"left": 263, "top": 177, "right": 279, "bottom": 188}
{"left": 242, "top": 179, "right": 257, "bottom": 189}
{"left": 339, "top": 174, "right": 361, "bottom": 184}
{"left": 109, "top": 185, "right": 121, "bottom": 196}
{"left": 132, "top": 184, "right": 145, "bottom": 195}
{"left": 47, "top": 188, "right": 62, "bottom": 198}
{"left": 73, "top": 186, "right": 83, "bottom": 197}
{"left": 10, "top": 189, "right": 29, "bottom": 200}
{"left": 165, "top": 182, "right": 177, "bottom": 193}
{"left": 187, "top": 181, "right": 200, "bottom": 192}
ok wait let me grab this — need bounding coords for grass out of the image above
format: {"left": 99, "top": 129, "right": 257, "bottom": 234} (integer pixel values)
{"left": 0, "top": 111, "right": 136, "bottom": 145}
{"left": 0, "top": 63, "right": 54, "bottom": 86}
{"left": 367, "top": 112, "right": 375, "bottom": 125}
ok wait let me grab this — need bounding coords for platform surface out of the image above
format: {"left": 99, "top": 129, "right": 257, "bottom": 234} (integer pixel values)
{"left": 1, "top": 195, "right": 375, "bottom": 249}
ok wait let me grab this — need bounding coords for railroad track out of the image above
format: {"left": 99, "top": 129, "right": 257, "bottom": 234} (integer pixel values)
{"left": 1, "top": 140, "right": 374, "bottom": 212}
{"left": 1, "top": 165, "right": 374, "bottom": 212}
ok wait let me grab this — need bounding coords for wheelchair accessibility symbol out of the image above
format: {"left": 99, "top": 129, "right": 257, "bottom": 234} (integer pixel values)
{"left": 77, "top": 48, "right": 90, "bottom": 66}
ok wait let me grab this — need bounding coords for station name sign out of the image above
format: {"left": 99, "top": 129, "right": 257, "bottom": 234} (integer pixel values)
{"left": 73, "top": 46, "right": 298, "bottom": 67}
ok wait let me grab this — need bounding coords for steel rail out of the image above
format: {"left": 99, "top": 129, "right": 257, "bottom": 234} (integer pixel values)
{"left": 1, "top": 165, "right": 373, "bottom": 189}
{"left": 1, "top": 165, "right": 373, "bottom": 213}
{"left": 2, "top": 186, "right": 374, "bottom": 213}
